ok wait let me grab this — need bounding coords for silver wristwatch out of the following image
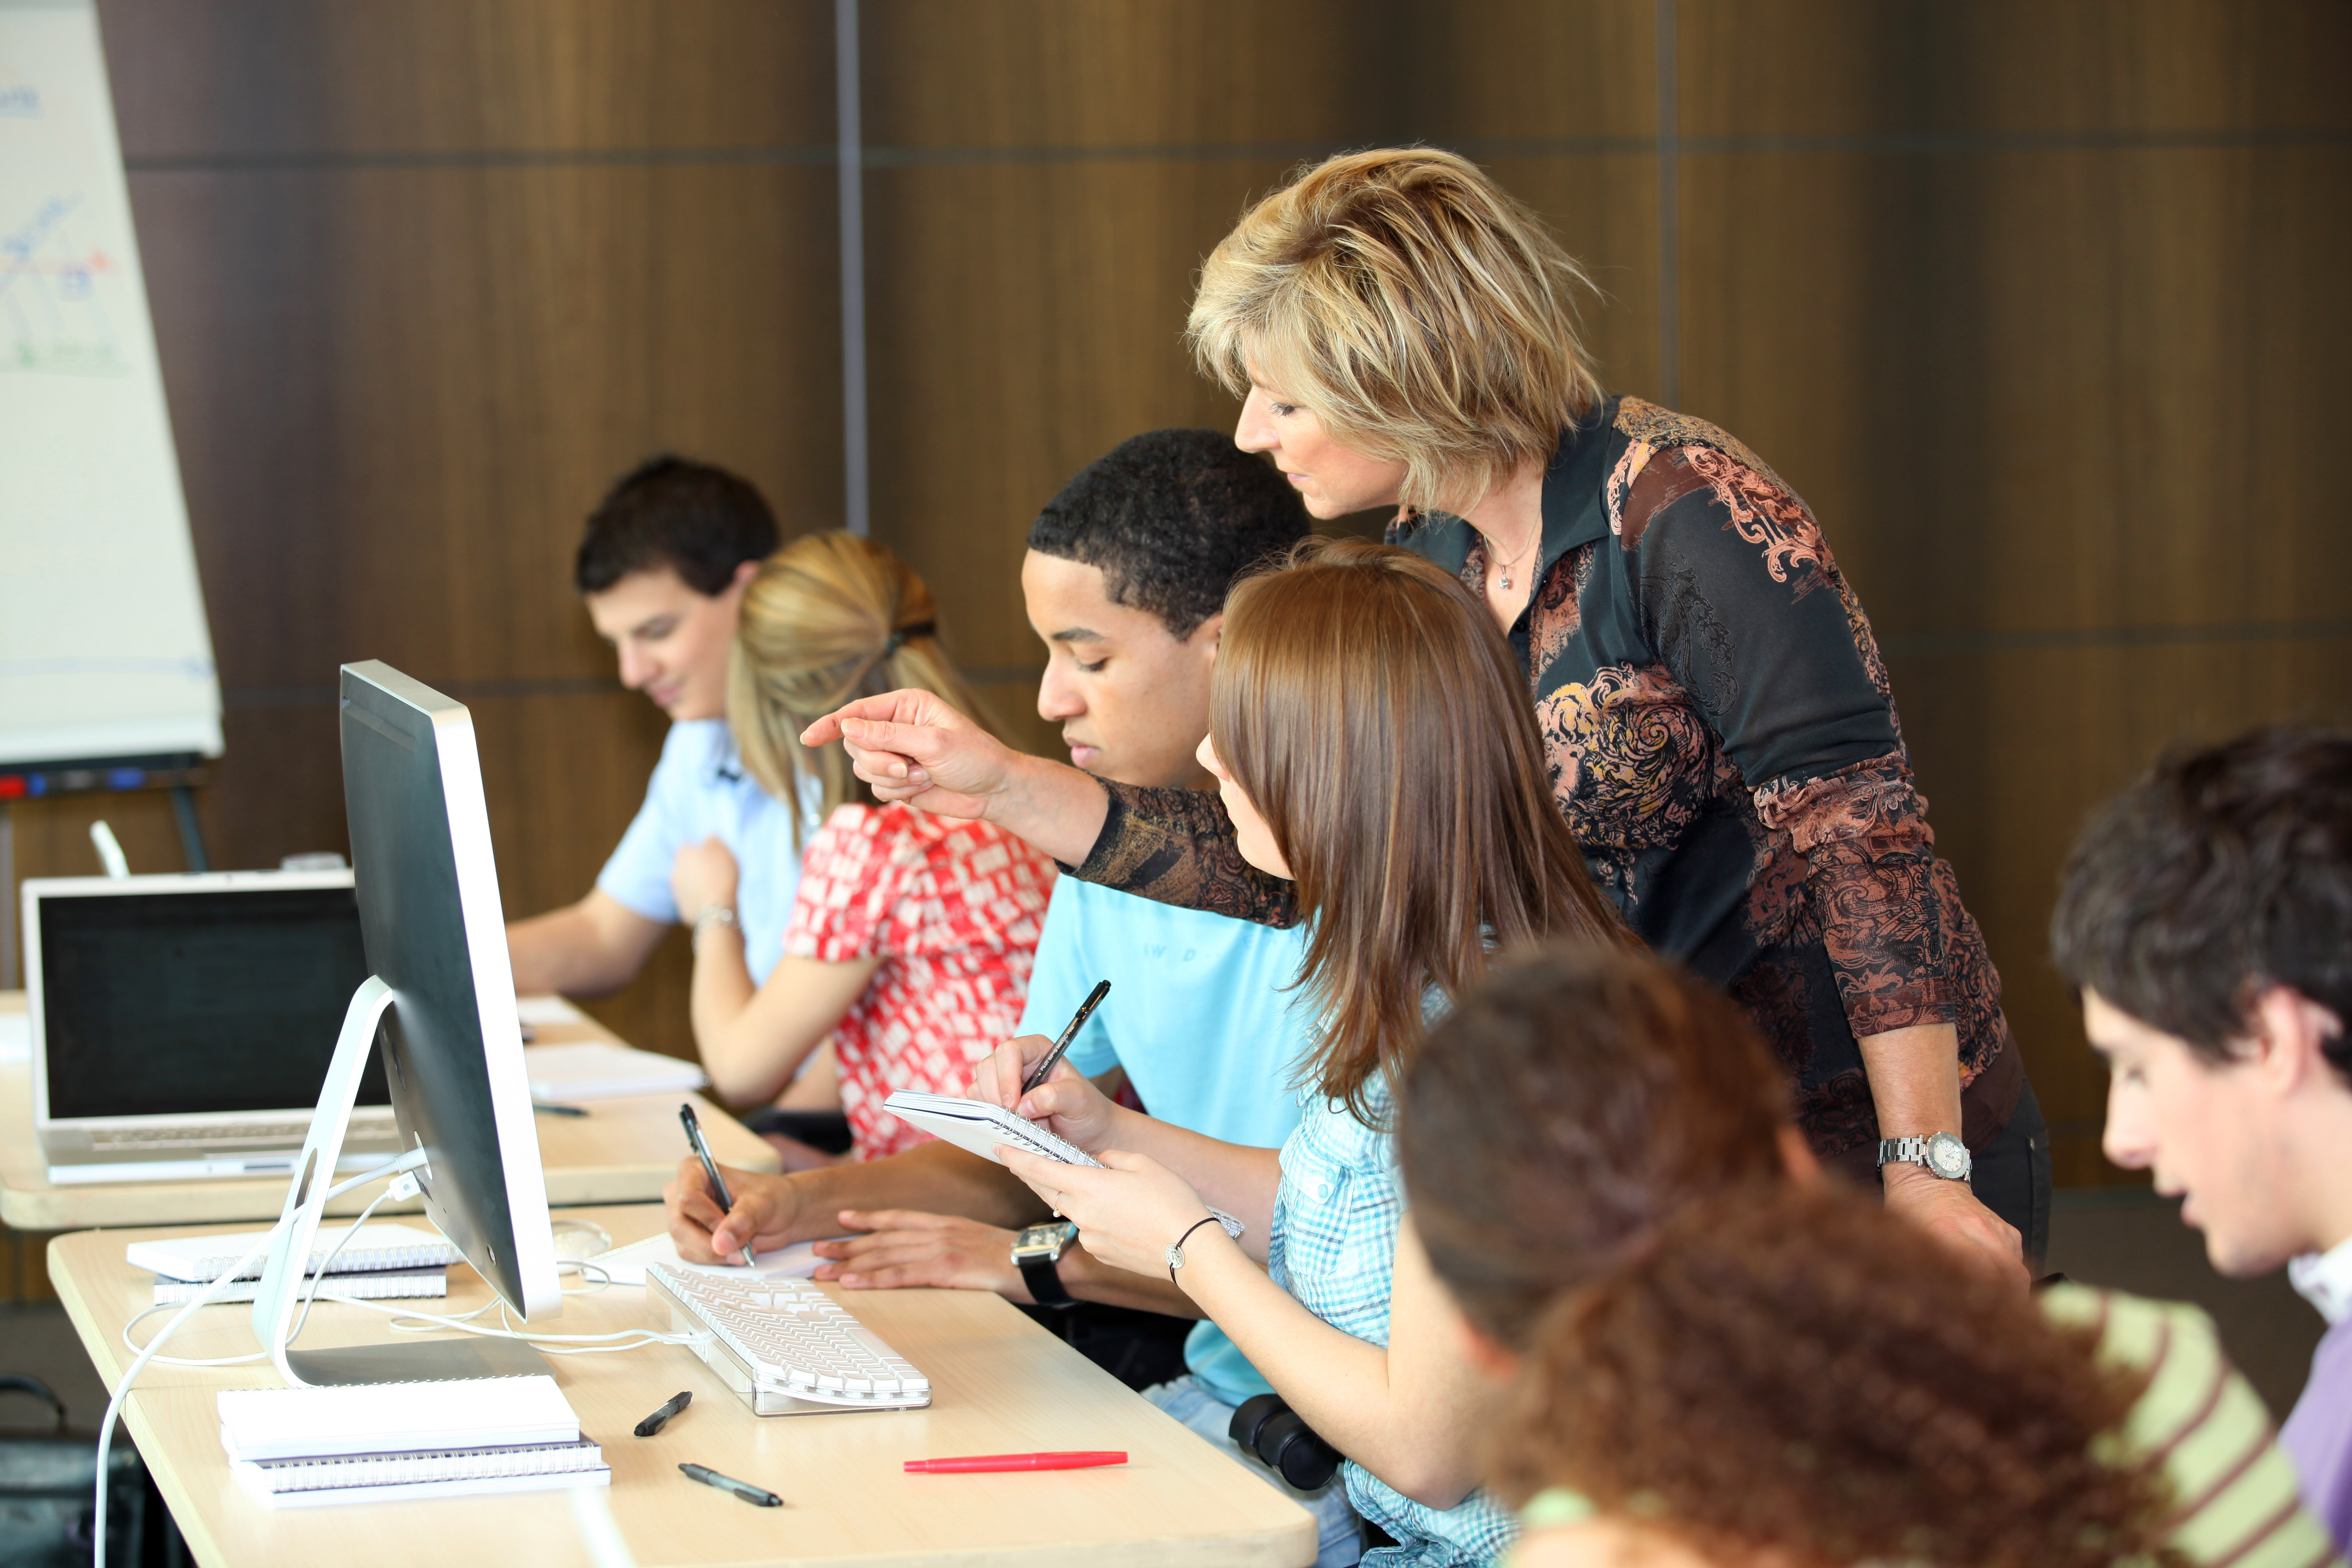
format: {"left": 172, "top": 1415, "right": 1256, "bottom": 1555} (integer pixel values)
{"left": 1877, "top": 1130, "right": 1971, "bottom": 1181}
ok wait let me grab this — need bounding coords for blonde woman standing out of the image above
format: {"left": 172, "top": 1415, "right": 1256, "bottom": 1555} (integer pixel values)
{"left": 669, "top": 531, "right": 1055, "bottom": 1161}
{"left": 809, "top": 149, "right": 2044, "bottom": 1283}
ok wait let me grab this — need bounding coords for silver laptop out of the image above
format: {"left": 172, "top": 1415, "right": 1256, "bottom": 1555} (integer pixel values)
{"left": 26, "top": 870, "right": 401, "bottom": 1184}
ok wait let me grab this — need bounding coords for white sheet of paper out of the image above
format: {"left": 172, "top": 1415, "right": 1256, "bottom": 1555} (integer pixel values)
{"left": 0, "top": 1013, "right": 26, "bottom": 1064}
{"left": 581, "top": 1231, "right": 829, "bottom": 1287}
{"left": 514, "top": 994, "right": 588, "bottom": 1027}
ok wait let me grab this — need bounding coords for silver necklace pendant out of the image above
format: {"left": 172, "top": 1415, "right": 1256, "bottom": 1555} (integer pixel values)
{"left": 1499, "top": 569, "right": 1512, "bottom": 592}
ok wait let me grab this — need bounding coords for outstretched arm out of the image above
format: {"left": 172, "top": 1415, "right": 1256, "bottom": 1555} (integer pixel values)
{"left": 800, "top": 689, "right": 1110, "bottom": 865}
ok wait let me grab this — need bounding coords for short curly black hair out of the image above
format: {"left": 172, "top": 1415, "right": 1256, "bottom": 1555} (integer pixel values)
{"left": 2051, "top": 725, "right": 2352, "bottom": 1075}
{"left": 1026, "top": 429, "right": 1309, "bottom": 639}
{"left": 575, "top": 455, "right": 781, "bottom": 596}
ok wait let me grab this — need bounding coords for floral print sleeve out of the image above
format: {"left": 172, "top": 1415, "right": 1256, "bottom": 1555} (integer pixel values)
{"left": 1068, "top": 777, "right": 1301, "bottom": 929}
{"left": 1611, "top": 431, "right": 1956, "bottom": 1039}
{"left": 1408, "top": 395, "right": 2018, "bottom": 1160}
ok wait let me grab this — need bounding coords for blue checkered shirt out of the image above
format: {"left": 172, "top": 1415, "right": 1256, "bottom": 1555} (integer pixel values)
{"left": 1268, "top": 1073, "right": 1518, "bottom": 1566}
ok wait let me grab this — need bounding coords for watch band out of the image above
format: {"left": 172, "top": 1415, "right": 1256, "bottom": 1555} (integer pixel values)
{"left": 1877, "top": 1131, "right": 1971, "bottom": 1181}
{"left": 1017, "top": 1250, "right": 1075, "bottom": 1308}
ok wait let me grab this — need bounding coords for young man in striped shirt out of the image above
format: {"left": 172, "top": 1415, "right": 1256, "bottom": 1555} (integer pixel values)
{"left": 2056, "top": 726, "right": 2352, "bottom": 1554}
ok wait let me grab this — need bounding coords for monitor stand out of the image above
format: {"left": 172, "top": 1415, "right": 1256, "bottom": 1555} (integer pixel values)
{"left": 250, "top": 976, "right": 547, "bottom": 1387}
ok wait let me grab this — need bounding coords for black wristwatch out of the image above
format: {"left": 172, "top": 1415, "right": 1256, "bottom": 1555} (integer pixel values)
{"left": 1011, "top": 1221, "right": 1079, "bottom": 1309}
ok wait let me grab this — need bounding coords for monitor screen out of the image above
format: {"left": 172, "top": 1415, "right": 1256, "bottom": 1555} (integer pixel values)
{"left": 38, "top": 887, "right": 384, "bottom": 1120}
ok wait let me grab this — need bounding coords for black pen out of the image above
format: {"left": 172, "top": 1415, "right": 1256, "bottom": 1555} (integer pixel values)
{"left": 680, "top": 1103, "right": 756, "bottom": 1266}
{"left": 1019, "top": 980, "right": 1112, "bottom": 1097}
{"left": 635, "top": 1390, "right": 692, "bottom": 1437}
{"left": 679, "top": 1462, "right": 782, "bottom": 1507}
{"left": 532, "top": 1099, "right": 588, "bottom": 1117}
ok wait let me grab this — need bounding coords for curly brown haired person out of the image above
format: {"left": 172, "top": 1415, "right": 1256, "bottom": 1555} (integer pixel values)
{"left": 1395, "top": 944, "right": 2337, "bottom": 1568}
{"left": 1497, "top": 1185, "right": 2166, "bottom": 1568}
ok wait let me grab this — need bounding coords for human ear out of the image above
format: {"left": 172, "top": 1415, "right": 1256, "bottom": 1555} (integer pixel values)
{"left": 1456, "top": 1315, "right": 1521, "bottom": 1382}
{"left": 1190, "top": 611, "right": 1224, "bottom": 657}
{"left": 2249, "top": 985, "right": 2347, "bottom": 1096}
{"left": 1777, "top": 1124, "right": 1821, "bottom": 1186}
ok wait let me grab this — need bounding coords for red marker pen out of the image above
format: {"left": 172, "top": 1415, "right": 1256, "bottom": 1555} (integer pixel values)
{"left": 904, "top": 1450, "right": 1127, "bottom": 1474}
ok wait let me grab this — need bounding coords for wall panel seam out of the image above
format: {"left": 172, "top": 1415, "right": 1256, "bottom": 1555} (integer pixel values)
{"left": 119, "top": 126, "right": 2352, "bottom": 176}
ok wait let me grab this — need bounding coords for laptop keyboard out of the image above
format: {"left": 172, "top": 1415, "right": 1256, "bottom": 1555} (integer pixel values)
{"left": 90, "top": 1113, "right": 397, "bottom": 1150}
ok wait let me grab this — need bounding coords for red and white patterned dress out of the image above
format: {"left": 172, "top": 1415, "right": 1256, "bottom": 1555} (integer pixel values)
{"left": 783, "top": 803, "right": 1056, "bottom": 1160}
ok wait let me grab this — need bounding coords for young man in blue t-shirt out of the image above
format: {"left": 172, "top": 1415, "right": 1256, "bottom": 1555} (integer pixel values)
{"left": 665, "top": 431, "right": 1362, "bottom": 1563}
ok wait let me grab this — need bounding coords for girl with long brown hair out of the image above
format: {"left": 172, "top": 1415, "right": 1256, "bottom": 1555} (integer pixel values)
{"left": 965, "top": 537, "right": 1627, "bottom": 1567}
{"left": 668, "top": 531, "right": 1056, "bottom": 1161}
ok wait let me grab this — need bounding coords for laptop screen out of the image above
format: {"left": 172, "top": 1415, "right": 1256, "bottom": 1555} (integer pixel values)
{"left": 39, "top": 886, "right": 389, "bottom": 1120}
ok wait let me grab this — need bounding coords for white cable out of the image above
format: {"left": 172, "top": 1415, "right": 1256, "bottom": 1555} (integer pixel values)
{"left": 324, "top": 1291, "right": 692, "bottom": 1353}
{"left": 93, "top": 1220, "right": 283, "bottom": 1568}
{"left": 93, "top": 1147, "right": 424, "bottom": 1566}
{"left": 286, "top": 1184, "right": 395, "bottom": 1344}
{"left": 118, "top": 1183, "right": 410, "bottom": 1367}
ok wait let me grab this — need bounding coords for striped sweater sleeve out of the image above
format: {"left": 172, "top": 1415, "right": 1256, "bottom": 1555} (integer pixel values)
{"left": 2043, "top": 1284, "right": 2343, "bottom": 1568}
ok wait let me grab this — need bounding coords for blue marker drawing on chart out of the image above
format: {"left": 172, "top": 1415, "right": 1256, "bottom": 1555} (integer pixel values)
{"left": 1, "top": 190, "right": 129, "bottom": 375}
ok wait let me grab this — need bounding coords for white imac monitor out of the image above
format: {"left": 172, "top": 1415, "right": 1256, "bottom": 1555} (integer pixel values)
{"left": 251, "top": 661, "right": 560, "bottom": 1385}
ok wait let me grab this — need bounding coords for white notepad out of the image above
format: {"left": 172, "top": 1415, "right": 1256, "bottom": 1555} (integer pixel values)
{"left": 524, "top": 1041, "right": 708, "bottom": 1101}
{"left": 217, "top": 1375, "right": 579, "bottom": 1463}
{"left": 882, "top": 1092, "right": 1246, "bottom": 1242}
{"left": 128, "top": 1223, "right": 459, "bottom": 1284}
{"left": 155, "top": 1269, "right": 446, "bottom": 1306}
{"left": 233, "top": 1439, "right": 609, "bottom": 1509}
{"left": 583, "top": 1230, "right": 826, "bottom": 1286}
{"left": 882, "top": 1091, "right": 1107, "bottom": 1168}
{"left": 513, "top": 994, "right": 588, "bottom": 1028}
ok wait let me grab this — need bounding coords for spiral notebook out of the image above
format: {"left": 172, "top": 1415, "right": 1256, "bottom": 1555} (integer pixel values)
{"left": 128, "top": 1222, "right": 459, "bottom": 1284}
{"left": 154, "top": 1268, "right": 445, "bottom": 1306}
{"left": 217, "top": 1374, "right": 580, "bottom": 1462}
{"left": 232, "top": 1439, "right": 609, "bottom": 1509}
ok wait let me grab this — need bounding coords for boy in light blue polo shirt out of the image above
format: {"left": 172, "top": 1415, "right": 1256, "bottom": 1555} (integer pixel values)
{"left": 507, "top": 457, "right": 812, "bottom": 996}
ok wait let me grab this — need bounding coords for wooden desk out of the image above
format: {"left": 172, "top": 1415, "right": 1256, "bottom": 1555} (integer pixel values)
{"left": 0, "top": 992, "right": 778, "bottom": 1230}
{"left": 49, "top": 1204, "right": 1315, "bottom": 1568}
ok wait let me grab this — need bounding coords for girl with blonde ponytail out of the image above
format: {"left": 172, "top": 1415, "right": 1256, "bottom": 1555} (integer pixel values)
{"left": 668, "top": 531, "right": 1055, "bottom": 1161}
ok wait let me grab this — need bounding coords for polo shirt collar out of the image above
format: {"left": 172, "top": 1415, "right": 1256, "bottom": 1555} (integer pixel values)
{"left": 2291, "top": 1234, "right": 2352, "bottom": 1325}
{"left": 1405, "top": 395, "right": 1618, "bottom": 573}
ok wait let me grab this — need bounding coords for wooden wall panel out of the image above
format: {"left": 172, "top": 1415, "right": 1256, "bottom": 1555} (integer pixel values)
{"left": 101, "top": 0, "right": 833, "bottom": 156}
{"left": 1676, "top": 0, "right": 2352, "bottom": 1181}
{"left": 6, "top": 2, "right": 845, "bottom": 1081}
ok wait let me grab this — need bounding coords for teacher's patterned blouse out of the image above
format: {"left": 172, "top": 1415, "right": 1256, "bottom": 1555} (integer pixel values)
{"left": 1071, "top": 395, "right": 2019, "bottom": 1161}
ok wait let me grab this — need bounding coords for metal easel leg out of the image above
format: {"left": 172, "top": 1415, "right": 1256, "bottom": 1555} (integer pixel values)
{"left": 168, "top": 785, "right": 210, "bottom": 873}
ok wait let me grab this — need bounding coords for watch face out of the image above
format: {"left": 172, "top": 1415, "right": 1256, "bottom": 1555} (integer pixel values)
{"left": 1924, "top": 1132, "right": 1970, "bottom": 1179}
{"left": 1015, "top": 1222, "right": 1075, "bottom": 1258}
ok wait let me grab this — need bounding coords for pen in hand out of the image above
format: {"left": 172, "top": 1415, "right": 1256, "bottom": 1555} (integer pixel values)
{"left": 1019, "top": 980, "right": 1112, "bottom": 1098}
{"left": 679, "top": 1102, "right": 756, "bottom": 1266}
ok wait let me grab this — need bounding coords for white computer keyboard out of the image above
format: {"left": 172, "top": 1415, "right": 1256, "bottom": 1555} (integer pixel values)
{"left": 644, "top": 1265, "right": 931, "bottom": 1418}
